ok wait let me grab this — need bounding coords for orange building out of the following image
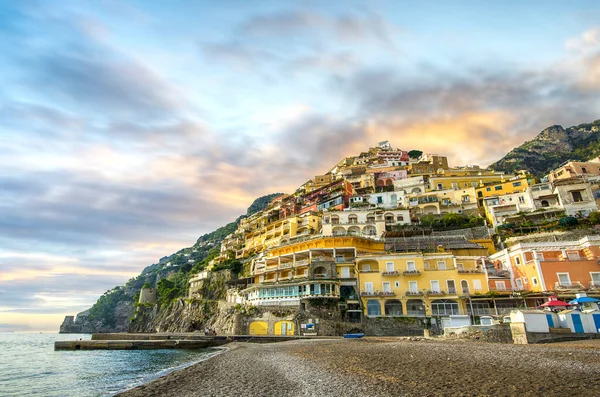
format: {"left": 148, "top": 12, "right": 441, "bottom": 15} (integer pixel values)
{"left": 489, "top": 236, "right": 600, "bottom": 306}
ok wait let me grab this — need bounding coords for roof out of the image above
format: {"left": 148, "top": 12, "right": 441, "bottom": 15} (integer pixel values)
{"left": 383, "top": 235, "right": 486, "bottom": 252}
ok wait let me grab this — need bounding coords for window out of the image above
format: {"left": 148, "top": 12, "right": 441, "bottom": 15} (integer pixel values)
{"left": 515, "top": 256, "right": 521, "bottom": 266}
{"left": 431, "top": 299, "right": 460, "bottom": 315}
{"left": 582, "top": 167, "right": 588, "bottom": 174}
{"left": 382, "top": 282, "right": 391, "bottom": 293}
{"left": 397, "top": 215, "right": 404, "bottom": 222}
{"left": 364, "top": 282, "right": 373, "bottom": 293}
{"left": 362, "top": 264, "right": 371, "bottom": 272}
{"left": 406, "top": 261, "right": 416, "bottom": 272}
{"left": 518, "top": 196, "right": 525, "bottom": 203}
{"left": 495, "top": 281, "right": 507, "bottom": 290}
{"left": 395, "top": 281, "right": 400, "bottom": 288}
{"left": 486, "top": 187, "right": 491, "bottom": 192}
{"left": 447, "top": 280, "right": 456, "bottom": 294}
{"left": 472, "top": 279, "right": 482, "bottom": 291}
{"left": 532, "top": 277, "right": 538, "bottom": 286}
{"left": 557, "top": 273, "right": 571, "bottom": 286}
{"left": 523, "top": 277, "right": 528, "bottom": 285}
{"left": 571, "top": 191, "right": 583, "bottom": 202}
{"left": 456, "top": 263, "right": 464, "bottom": 271}
{"left": 408, "top": 281, "right": 418, "bottom": 293}
{"left": 386, "top": 262, "right": 394, "bottom": 272}
{"left": 430, "top": 280, "right": 440, "bottom": 293}
{"left": 512, "top": 182, "right": 522, "bottom": 187}
{"left": 515, "top": 278, "right": 523, "bottom": 289}
{"left": 591, "top": 272, "right": 600, "bottom": 287}
{"left": 437, "top": 183, "right": 443, "bottom": 190}
{"left": 341, "top": 267, "right": 350, "bottom": 278}
{"left": 377, "top": 196, "right": 383, "bottom": 204}
{"left": 494, "top": 186, "right": 503, "bottom": 191}
{"left": 437, "top": 261, "right": 446, "bottom": 270}
{"left": 567, "top": 251, "right": 580, "bottom": 261}
{"left": 461, "top": 280, "right": 470, "bottom": 293}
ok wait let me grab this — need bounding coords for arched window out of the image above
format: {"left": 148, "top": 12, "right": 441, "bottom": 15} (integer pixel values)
{"left": 461, "top": 280, "right": 470, "bottom": 294}
{"left": 348, "top": 214, "right": 358, "bottom": 224}
{"left": 541, "top": 200, "right": 549, "bottom": 207}
{"left": 396, "top": 215, "right": 404, "bottom": 222}
{"left": 363, "top": 225, "right": 377, "bottom": 236}
{"left": 367, "top": 300, "right": 381, "bottom": 316}
{"left": 348, "top": 226, "right": 361, "bottom": 236}
{"left": 406, "top": 299, "right": 425, "bottom": 316}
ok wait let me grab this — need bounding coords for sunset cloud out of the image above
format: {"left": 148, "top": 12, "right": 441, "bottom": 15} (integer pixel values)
{"left": 2, "top": 1, "right": 600, "bottom": 330}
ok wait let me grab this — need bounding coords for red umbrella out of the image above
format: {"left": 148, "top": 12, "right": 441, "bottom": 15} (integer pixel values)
{"left": 539, "top": 296, "right": 571, "bottom": 308}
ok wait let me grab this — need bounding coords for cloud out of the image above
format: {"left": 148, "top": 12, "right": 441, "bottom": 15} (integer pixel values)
{"left": 566, "top": 27, "right": 600, "bottom": 52}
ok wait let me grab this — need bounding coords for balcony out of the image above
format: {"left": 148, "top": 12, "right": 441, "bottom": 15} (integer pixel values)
{"left": 312, "top": 256, "right": 333, "bottom": 263}
{"left": 426, "top": 290, "right": 447, "bottom": 296}
{"left": 403, "top": 270, "right": 421, "bottom": 276}
{"left": 458, "top": 269, "right": 484, "bottom": 274}
{"left": 382, "top": 270, "right": 400, "bottom": 276}
{"left": 294, "top": 259, "right": 310, "bottom": 267}
{"left": 335, "top": 257, "right": 356, "bottom": 263}
{"left": 254, "top": 268, "right": 266, "bottom": 274}
{"left": 589, "top": 282, "right": 600, "bottom": 290}
{"left": 378, "top": 291, "right": 396, "bottom": 296}
{"left": 360, "top": 291, "right": 376, "bottom": 296}
{"left": 405, "top": 290, "right": 424, "bottom": 296}
{"left": 554, "top": 281, "right": 585, "bottom": 291}
{"left": 279, "top": 262, "right": 293, "bottom": 269}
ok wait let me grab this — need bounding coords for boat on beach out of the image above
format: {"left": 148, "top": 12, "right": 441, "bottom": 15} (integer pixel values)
{"left": 343, "top": 333, "right": 365, "bottom": 339}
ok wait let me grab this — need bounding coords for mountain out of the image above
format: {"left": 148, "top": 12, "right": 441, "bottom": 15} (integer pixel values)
{"left": 489, "top": 119, "right": 600, "bottom": 176}
{"left": 59, "top": 192, "right": 282, "bottom": 333}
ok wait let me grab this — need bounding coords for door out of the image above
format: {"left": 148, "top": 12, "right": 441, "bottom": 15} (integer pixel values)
{"left": 430, "top": 280, "right": 440, "bottom": 293}
{"left": 386, "top": 262, "right": 395, "bottom": 272}
{"left": 407, "top": 261, "right": 416, "bottom": 272}
{"left": 281, "top": 322, "right": 287, "bottom": 335}
{"left": 461, "top": 280, "right": 469, "bottom": 294}
{"left": 364, "top": 282, "right": 373, "bottom": 293}
{"left": 571, "top": 313, "right": 584, "bottom": 333}
{"left": 546, "top": 313, "right": 555, "bottom": 328}
{"left": 593, "top": 314, "right": 600, "bottom": 333}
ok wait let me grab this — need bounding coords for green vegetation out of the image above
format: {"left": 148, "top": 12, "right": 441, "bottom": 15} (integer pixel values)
{"left": 408, "top": 150, "right": 423, "bottom": 159}
{"left": 418, "top": 213, "right": 484, "bottom": 229}
{"left": 87, "top": 286, "right": 128, "bottom": 327}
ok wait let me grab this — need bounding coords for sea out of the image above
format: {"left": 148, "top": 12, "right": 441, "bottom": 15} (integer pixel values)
{"left": 0, "top": 332, "right": 221, "bottom": 397}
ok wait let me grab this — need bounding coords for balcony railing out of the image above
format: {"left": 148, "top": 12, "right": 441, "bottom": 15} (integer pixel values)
{"left": 403, "top": 270, "right": 421, "bottom": 275}
{"left": 405, "top": 290, "right": 424, "bottom": 296}
{"left": 554, "top": 281, "right": 585, "bottom": 290}
{"left": 447, "top": 288, "right": 457, "bottom": 294}
{"left": 312, "top": 256, "right": 333, "bottom": 263}
{"left": 335, "top": 257, "right": 356, "bottom": 263}
{"left": 382, "top": 270, "right": 400, "bottom": 276}
{"left": 589, "top": 282, "right": 600, "bottom": 290}
{"left": 295, "top": 259, "right": 310, "bottom": 267}
{"left": 360, "top": 291, "right": 376, "bottom": 296}
{"left": 458, "top": 269, "right": 484, "bottom": 274}
{"left": 279, "top": 262, "right": 293, "bottom": 269}
{"left": 361, "top": 291, "right": 397, "bottom": 297}
{"left": 426, "top": 290, "right": 447, "bottom": 296}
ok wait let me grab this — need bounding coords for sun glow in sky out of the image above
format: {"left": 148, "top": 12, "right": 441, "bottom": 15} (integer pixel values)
{"left": 1, "top": 0, "right": 600, "bottom": 331}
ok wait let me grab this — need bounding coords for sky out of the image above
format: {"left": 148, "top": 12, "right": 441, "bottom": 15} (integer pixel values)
{"left": 1, "top": 0, "right": 600, "bottom": 331}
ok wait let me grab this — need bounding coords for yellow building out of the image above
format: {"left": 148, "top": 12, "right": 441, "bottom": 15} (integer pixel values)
{"left": 244, "top": 236, "right": 384, "bottom": 322}
{"left": 428, "top": 171, "right": 511, "bottom": 193}
{"left": 356, "top": 245, "right": 489, "bottom": 319}
{"left": 475, "top": 175, "right": 530, "bottom": 207}
{"left": 240, "top": 212, "right": 322, "bottom": 257}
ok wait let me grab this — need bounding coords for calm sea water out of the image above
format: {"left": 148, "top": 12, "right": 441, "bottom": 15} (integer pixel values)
{"left": 0, "top": 332, "right": 220, "bottom": 397}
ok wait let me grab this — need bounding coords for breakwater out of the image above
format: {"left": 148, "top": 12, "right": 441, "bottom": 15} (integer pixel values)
{"left": 55, "top": 332, "right": 338, "bottom": 350}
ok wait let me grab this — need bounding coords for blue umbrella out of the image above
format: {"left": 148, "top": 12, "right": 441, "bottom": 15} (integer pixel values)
{"left": 569, "top": 296, "right": 600, "bottom": 304}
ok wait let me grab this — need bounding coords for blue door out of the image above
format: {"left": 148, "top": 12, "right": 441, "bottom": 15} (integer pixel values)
{"left": 546, "top": 313, "right": 555, "bottom": 328}
{"left": 593, "top": 314, "right": 600, "bottom": 333}
{"left": 571, "top": 313, "right": 584, "bottom": 333}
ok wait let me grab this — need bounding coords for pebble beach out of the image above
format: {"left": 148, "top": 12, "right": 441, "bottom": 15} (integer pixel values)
{"left": 116, "top": 338, "right": 600, "bottom": 397}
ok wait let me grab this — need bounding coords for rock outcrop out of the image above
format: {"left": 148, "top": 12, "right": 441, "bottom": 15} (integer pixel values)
{"left": 489, "top": 119, "right": 600, "bottom": 176}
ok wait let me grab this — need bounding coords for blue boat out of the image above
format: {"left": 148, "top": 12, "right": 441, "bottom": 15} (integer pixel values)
{"left": 343, "top": 333, "right": 365, "bottom": 339}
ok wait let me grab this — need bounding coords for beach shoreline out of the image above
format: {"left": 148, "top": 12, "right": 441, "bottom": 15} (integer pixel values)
{"left": 116, "top": 338, "right": 600, "bottom": 397}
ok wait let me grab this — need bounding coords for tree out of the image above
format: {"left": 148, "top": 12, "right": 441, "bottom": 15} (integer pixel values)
{"left": 408, "top": 150, "right": 423, "bottom": 159}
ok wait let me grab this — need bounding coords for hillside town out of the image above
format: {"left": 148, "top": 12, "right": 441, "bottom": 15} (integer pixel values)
{"left": 184, "top": 141, "right": 600, "bottom": 336}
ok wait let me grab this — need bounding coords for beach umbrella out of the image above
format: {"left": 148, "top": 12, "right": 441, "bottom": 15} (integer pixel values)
{"left": 568, "top": 296, "right": 600, "bottom": 304}
{"left": 539, "top": 300, "right": 571, "bottom": 307}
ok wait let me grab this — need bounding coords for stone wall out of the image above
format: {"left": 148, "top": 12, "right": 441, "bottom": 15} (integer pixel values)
{"left": 445, "top": 324, "right": 513, "bottom": 343}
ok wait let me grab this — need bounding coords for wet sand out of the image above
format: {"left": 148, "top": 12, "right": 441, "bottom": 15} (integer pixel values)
{"left": 116, "top": 338, "right": 600, "bottom": 397}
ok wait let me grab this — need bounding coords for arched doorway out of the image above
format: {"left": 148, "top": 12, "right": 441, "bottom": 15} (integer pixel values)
{"left": 385, "top": 300, "right": 403, "bottom": 316}
{"left": 406, "top": 299, "right": 425, "bottom": 316}
{"left": 367, "top": 300, "right": 381, "bottom": 316}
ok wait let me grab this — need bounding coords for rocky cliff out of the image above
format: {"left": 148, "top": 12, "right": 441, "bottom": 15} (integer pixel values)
{"left": 489, "top": 119, "right": 600, "bottom": 176}
{"left": 58, "top": 193, "right": 281, "bottom": 333}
